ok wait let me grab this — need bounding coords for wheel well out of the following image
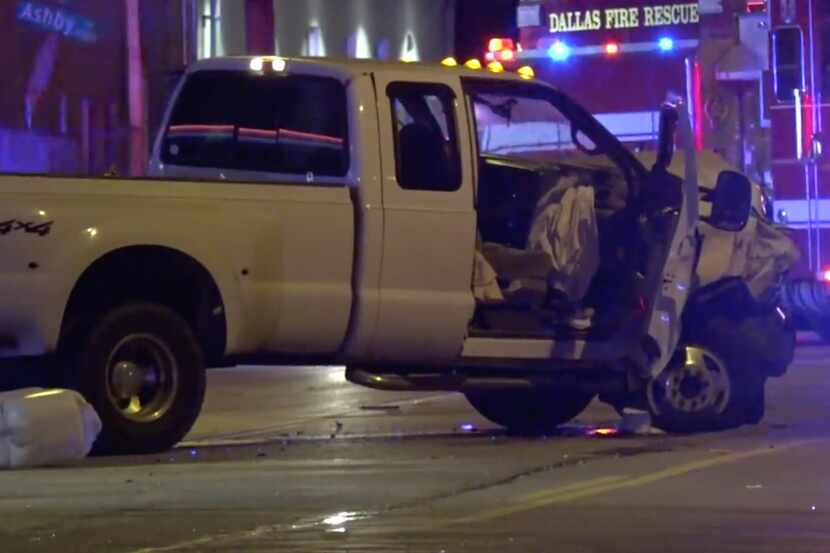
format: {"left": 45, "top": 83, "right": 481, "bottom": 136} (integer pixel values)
{"left": 60, "top": 246, "right": 227, "bottom": 364}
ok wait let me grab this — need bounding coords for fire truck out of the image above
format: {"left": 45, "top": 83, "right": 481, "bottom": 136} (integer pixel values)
{"left": 486, "top": 0, "right": 830, "bottom": 335}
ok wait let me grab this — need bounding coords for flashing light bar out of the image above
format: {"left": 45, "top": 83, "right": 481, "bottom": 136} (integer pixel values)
{"left": 517, "top": 38, "right": 696, "bottom": 61}
{"left": 487, "top": 37, "right": 517, "bottom": 63}
{"left": 488, "top": 38, "right": 514, "bottom": 53}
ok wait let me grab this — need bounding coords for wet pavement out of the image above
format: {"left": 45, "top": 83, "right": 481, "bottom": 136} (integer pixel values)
{"left": 2, "top": 337, "right": 830, "bottom": 552}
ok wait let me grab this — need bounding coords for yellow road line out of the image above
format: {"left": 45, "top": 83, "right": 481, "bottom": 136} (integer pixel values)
{"left": 449, "top": 476, "right": 628, "bottom": 524}
{"left": 447, "top": 440, "right": 816, "bottom": 525}
{"left": 516, "top": 475, "right": 628, "bottom": 503}
{"left": 127, "top": 440, "right": 820, "bottom": 551}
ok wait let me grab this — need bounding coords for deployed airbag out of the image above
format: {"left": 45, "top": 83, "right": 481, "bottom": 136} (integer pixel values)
{"left": 528, "top": 185, "right": 600, "bottom": 302}
{"left": 478, "top": 184, "right": 600, "bottom": 307}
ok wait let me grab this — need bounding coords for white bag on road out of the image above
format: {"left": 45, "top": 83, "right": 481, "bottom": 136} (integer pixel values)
{"left": 0, "top": 388, "right": 102, "bottom": 469}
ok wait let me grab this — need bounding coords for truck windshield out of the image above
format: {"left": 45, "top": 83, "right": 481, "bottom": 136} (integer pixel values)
{"left": 464, "top": 79, "right": 628, "bottom": 169}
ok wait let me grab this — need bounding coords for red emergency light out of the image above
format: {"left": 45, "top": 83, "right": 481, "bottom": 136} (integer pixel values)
{"left": 746, "top": 1, "right": 766, "bottom": 13}
{"left": 803, "top": 92, "right": 815, "bottom": 160}
{"left": 605, "top": 42, "right": 620, "bottom": 56}
{"left": 487, "top": 37, "right": 516, "bottom": 63}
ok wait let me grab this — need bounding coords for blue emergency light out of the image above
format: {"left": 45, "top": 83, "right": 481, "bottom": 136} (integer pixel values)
{"left": 549, "top": 41, "right": 571, "bottom": 62}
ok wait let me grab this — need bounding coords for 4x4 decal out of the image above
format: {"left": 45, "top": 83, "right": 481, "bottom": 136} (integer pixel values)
{"left": 0, "top": 219, "right": 53, "bottom": 237}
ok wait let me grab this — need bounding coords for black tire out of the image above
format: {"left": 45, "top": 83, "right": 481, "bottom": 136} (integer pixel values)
{"left": 466, "top": 388, "right": 595, "bottom": 434}
{"left": 70, "top": 303, "right": 206, "bottom": 455}
{"left": 648, "top": 317, "right": 765, "bottom": 433}
{"left": 746, "top": 310, "right": 795, "bottom": 378}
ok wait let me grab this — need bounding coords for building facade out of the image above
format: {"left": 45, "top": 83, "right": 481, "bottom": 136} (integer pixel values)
{"left": 194, "top": 0, "right": 457, "bottom": 63}
{"left": 0, "top": 0, "right": 185, "bottom": 175}
{"left": 0, "top": 0, "right": 476, "bottom": 176}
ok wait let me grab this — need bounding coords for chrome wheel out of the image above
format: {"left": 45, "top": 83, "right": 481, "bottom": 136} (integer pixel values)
{"left": 648, "top": 346, "right": 731, "bottom": 416}
{"left": 105, "top": 333, "right": 179, "bottom": 423}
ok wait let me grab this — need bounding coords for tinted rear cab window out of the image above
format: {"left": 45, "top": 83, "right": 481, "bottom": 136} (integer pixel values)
{"left": 387, "top": 82, "right": 461, "bottom": 192}
{"left": 162, "top": 71, "right": 349, "bottom": 178}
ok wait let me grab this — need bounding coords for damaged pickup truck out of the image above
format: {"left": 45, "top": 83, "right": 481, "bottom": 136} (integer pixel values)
{"left": 0, "top": 57, "right": 755, "bottom": 453}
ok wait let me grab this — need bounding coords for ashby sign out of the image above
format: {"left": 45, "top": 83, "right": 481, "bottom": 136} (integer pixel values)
{"left": 16, "top": 1, "right": 98, "bottom": 43}
{"left": 549, "top": 3, "right": 700, "bottom": 33}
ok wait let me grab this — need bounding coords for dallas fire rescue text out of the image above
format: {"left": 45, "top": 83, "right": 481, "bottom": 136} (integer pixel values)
{"left": 549, "top": 3, "right": 700, "bottom": 33}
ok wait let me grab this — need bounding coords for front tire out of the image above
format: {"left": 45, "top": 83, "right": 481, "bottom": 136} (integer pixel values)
{"left": 466, "top": 388, "right": 595, "bottom": 434}
{"left": 70, "top": 303, "right": 206, "bottom": 454}
{"left": 647, "top": 317, "right": 765, "bottom": 433}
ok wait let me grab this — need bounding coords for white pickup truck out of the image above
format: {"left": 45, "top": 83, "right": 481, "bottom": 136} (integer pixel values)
{"left": 0, "top": 57, "right": 755, "bottom": 453}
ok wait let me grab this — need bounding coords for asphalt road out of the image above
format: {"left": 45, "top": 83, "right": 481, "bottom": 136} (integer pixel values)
{"left": 2, "top": 338, "right": 830, "bottom": 552}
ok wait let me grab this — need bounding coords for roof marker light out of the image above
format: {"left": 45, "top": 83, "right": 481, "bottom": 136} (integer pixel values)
{"left": 549, "top": 41, "right": 571, "bottom": 62}
{"left": 464, "top": 58, "right": 483, "bottom": 70}
{"left": 441, "top": 57, "right": 458, "bottom": 67}
{"left": 487, "top": 61, "right": 505, "bottom": 73}
{"left": 658, "top": 37, "right": 675, "bottom": 52}
{"left": 249, "top": 57, "right": 264, "bottom": 71}
{"left": 271, "top": 58, "right": 286, "bottom": 72}
{"left": 517, "top": 65, "right": 535, "bottom": 79}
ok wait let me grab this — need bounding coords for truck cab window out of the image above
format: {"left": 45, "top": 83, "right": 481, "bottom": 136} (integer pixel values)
{"left": 773, "top": 27, "right": 805, "bottom": 102}
{"left": 162, "top": 71, "right": 349, "bottom": 180}
{"left": 387, "top": 83, "right": 461, "bottom": 192}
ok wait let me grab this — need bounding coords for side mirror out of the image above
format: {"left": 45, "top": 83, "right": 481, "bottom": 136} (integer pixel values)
{"left": 703, "top": 170, "right": 753, "bottom": 232}
{"left": 654, "top": 104, "right": 679, "bottom": 171}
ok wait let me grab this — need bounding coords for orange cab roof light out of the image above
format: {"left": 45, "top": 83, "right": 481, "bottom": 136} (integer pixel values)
{"left": 487, "top": 61, "right": 505, "bottom": 73}
{"left": 517, "top": 65, "right": 535, "bottom": 79}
